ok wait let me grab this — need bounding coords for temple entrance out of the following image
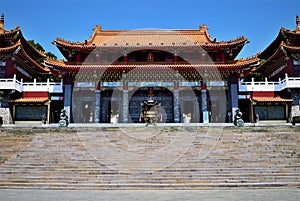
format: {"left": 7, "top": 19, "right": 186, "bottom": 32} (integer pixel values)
{"left": 129, "top": 87, "right": 174, "bottom": 123}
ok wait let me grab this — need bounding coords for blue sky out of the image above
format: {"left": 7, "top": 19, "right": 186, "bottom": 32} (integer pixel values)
{"left": 0, "top": 0, "right": 299, "bottom": 60}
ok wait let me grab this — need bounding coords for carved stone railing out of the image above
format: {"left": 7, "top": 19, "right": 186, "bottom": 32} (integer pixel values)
{"left": 0, "top": 74, "right": 63, "bottom": 93}
{"left": 239, "top": 74, "right": 300, "bottom": 92}
{"left": 0, "top": 74, "right": 22, "bottom": 91}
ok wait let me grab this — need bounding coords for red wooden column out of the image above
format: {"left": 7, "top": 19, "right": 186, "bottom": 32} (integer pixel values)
{"left": 286, "top": 58, "right": 294, "bottom": 76}
{"left": 220, "top": 52, "right": 225, "bottom": 62}
{"left": 123, "top": 54, "right": 128, "bottom": 62}
{"left": 76, "top": 53, "right": 82, "bottom": 62}
{"left": 5, "top": 58, "right": 15, "bottom": 78}
{"left": 173, "top": 53, "right": 179, "bottom": 63}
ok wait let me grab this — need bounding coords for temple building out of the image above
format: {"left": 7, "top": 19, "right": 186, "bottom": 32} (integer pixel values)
{"left": 0, "top": 14, "right": 63, "bottom": 124}
{"left": 3, "top": 14, "right": 299, "bottom": 125}
{"left": 239, "top": 16, "right": 300, "bottom": 122}
{"left": 45, "top": 24, "right": 259, "bottom": 124}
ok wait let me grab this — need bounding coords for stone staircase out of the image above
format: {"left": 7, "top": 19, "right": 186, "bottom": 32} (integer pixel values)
{"left": 0, "top": 126, "right": 299, "bottom": 189}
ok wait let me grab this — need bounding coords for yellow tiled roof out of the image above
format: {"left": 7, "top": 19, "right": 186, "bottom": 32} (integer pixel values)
{"left": 54, "top": 25, "right": 247, "bottom": 49}
{"left": 253, "top": 96, "right": 293, "bottom": 102}
{"left": 9, "top": 97, "right": 49, "bottom": 103}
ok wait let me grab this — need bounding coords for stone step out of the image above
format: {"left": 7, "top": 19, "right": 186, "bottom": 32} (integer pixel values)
{"left": 1, "top": 173, "right": 299, "bottom": 182}
{"left": 0, "top": 126, "right": 299, "bottom": 189}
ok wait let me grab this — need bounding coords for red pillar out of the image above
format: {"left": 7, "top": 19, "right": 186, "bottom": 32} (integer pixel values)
{"left": 220, "top": 52, "right": 225, "bottom": 62}
{"left": 5, "top": 58, "right": 15, "bottom": 78}
{"left": 201, "top": 81, "right": 206, "bottom": 90}
{"left": 286, "top": 58, "right": 294, "bottom": 76}
{"left": 76, "top": 53, "right": 82, "bottom": 62}
{"left": 173, "top": 55, "right": 178, "bottom": 62}
{"left": 123, "top": 81, "right": 128, "bottom": 90}
{"left": 123, "top": 55, "right": 128, "bottom": 62}
{"left": 174, "top": 81, "right": 179, "bottom": 90}
{"left": 96, "top": 82, "right": 101, "bottom": 90}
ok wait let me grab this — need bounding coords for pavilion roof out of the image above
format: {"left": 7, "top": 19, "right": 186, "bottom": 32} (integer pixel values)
{"left": 0, "top": 40, "right": 49, "bottom": 75}
{"left": 0, "top": 14, "right": 49, "bottom": 76}
{"left": 255, "top": 41, "right": 300, "bottom": 75}
{"left": 259, "top": 16, "right": 300, "bottom": 60}
{"left": 53, "top": 24, "right": 248, "bottom": 60}
{"left": 0, "top": 25, "right": 46, "bottom": 59}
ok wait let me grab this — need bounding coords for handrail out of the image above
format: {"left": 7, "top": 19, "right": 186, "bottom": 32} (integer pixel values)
{"left": 0, "top": 75, "right": 63, "bottom": 92}
{"left": 239, "top": 73, "right": 300, "bottom": 92}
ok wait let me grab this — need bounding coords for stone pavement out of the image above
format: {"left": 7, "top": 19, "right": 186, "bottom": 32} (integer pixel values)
{"left": 1, "top": 189, "right": 300, "bottom": 201}
{"left": 1, "top": 121, "right": 294, "bottom": 128}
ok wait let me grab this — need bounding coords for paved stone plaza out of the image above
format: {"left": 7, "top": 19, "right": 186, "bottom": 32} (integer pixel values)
{"left": 1, "top": 189, "right": 300, "bottom": 201}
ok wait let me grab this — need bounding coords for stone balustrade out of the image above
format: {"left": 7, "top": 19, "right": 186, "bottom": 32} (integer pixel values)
{"left": 0, "top": 74, "right": 63, "bottom": 93}
{"left": 239, "top": 73, "right": 300, "bottom": 92}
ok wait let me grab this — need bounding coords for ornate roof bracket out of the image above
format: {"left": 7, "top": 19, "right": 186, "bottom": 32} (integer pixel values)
{"left": 280, "top": 46, "right": 287, "bottom": 55}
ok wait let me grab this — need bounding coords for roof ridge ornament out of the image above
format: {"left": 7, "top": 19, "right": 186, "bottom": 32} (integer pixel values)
{"left": 296, "top": 14, "right": 300, "bottom": 32}
{"left": 93, "top": 24, "right": 102, "bottom": 32}
{"left": 0, "top": 13, "right": 4, "bottom": 32}
{"left": 199, "top": 24, "right": 207, "bottom": 32}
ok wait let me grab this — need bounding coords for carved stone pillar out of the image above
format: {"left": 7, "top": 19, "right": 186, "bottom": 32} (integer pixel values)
{"left": 94, "top": 89, "right": 101, "bottom": 123}
{"left": 173, "top": 81, "right": 180, "bottom": 123}
{"left": 64, "top": 84, "right": 72, "bottom": 123}
{"left": 122, "top": 81, "right": 129, "bottom": 123}
{"left": 201, "top": 89, "right": 209, "bottom": 123}
{"left": 230, "top": 83, "right": 238, "bottom": 122}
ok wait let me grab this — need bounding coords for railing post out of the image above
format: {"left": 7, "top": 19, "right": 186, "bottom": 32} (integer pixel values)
{"left": 47, "top": 78, "right": 50, "bottom": 91}
{"left": 12, "top": 74, "right": 16, "bottom": 90}
{"left": 285, "top": 73, "right": 289, "bottom": 88}
{"left": 13, "top": 74, "right": 16, "bottom": 83}
{"left": 20, "top": 79, "right": 23, "bottom": 91}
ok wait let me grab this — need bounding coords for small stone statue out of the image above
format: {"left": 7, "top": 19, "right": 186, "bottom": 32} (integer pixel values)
{"left": 234, "top": 108, "right": 244, "bottom": 127}
{"left": 42, "top": 114, "right": 47, "bottom": 124}
{"left": 59, "top": 109, "right": 69, "bottom": 127}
